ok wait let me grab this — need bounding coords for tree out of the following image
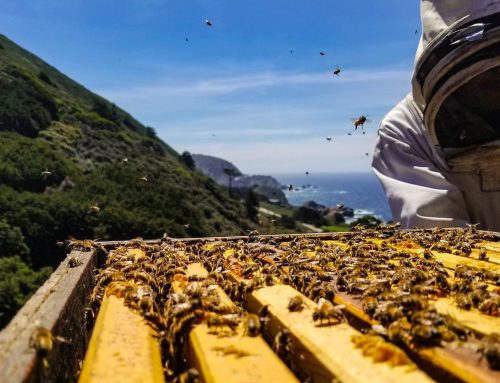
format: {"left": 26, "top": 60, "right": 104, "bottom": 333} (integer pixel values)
{"left": 180, "top": 151, "right": 195, "bottom": 170}
{"left": 349, "top": 214, "right": 383, "bottom": 229}
{"left": 0, "top": 256, "right": 52, "bottom": 327}
{"left": 223, "top": 168, "right": 239, "bottom": 197}
{"left": 145, "top": 126, "right": 157, "bottom": 138}
{"left": 0, "top": 219, "right": 30, "bottom": 261}
{"left": 245, "top": 188, "right": 259, "bottom": 222}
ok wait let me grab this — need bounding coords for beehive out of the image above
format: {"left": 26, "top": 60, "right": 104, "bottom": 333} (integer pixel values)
{"left": 1, "top": 227, "right": 500, "bottom": 383}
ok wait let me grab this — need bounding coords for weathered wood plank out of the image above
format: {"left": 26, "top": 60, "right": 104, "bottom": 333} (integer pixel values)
{"left": 0, "top": 250, "right": 96, "bottom": 383}
{"left": 78, "top": 295, "right": 165, "bottom": 383}
{"left": 247, "top": 285, "right": 434, "bottom": 383}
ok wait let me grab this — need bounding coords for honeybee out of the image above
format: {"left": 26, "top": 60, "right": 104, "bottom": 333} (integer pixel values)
{"left": 88, "top": 204, "right": 101, "bottom": 214}
{"left": 479, "top": 248, "right": 489, "bottom": 261}
{"left": 207, "top": 313, "right": 240, "bottom": 333}
{"left": 67, "top": 255, "right": 83, "bottom": 268}
{"left": 410, "top": 324, "right": 441, "bottom": 347}
{"left": 387, "top": 320, "right": 412, "bottom": 345}
{"left": 287, "top": 295, "right": 304, "bottom": 312}
{"left": 273, "top": 328, "right": 292, "bottom": 363}
{"left": 205, "top": 19, "right": 213, "bottom": 26}
{"left": 212, "top": 345, "right": 252, "bottom": 358}
{"left": 41, "top": 169, "right": 52, "bottom": 180}
{"left": 479, "top": 297, "right": 500, "bottom": 316}
{"left": 68, "top": 239, "right": 97, "bottom": 251}
{"left": 106, "top": 281, "right": 136, "bottom": 298}
{"left": 30, "top": 327, "right": 53, "bottom": 361}
{"left": 30, "top": 327, "right": 68, "bottom": 368}
{"left": 139, "top": 175, "right": 148, "bottom": 182}
{"left": 244, "top": 314, "right": 261, "bottom": 337}
{"left": 174, "top": 367, "right": 201, "bottom": 383}
{"left": 454, "top": 293, "right": 473, "bottom": 310}
{"left": 353, "top": 116, "right": 368, "bottom": 130}
{"left": 333, "top": 67, "right": 341, "bottom": 76}
{"left": 312, "top": 298, "right": 345, "bottom": 325}
{"left": 361, "top": 296, "right": 378, "bottom": 316}
{"left": 478, "top": 333, "right": 500, "bottom": 370}
{"left": 351, "top": 334, "right": 413, "bottom": 367}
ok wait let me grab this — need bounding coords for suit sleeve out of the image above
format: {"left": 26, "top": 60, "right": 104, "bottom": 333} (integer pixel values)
{"left": 371, "top": 97, "right": 470, "bottom": 228}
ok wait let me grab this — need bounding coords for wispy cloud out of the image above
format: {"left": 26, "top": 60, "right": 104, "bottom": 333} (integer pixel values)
{"left": 100, "top": 68, "right": 410, "bottom": 99}
{"left": 97, "top": 66, "right": 411, "bottom": 173}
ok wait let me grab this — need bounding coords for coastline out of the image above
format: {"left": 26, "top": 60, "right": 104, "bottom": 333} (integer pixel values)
{"left": 272, "top": 172, "right": 392, "bottom": 223}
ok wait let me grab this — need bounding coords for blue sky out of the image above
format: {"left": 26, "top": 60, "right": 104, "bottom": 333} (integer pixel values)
{"left": 0, "top": 0, "right": 421, "bottom": 174}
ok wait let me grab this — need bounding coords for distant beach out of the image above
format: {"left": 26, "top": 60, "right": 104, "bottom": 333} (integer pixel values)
{"left": 272, "top": 172, "right": 392, "bottom": 223}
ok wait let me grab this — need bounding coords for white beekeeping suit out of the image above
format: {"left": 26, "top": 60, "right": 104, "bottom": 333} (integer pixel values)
{"left": 372, "top": 0, "right": 500, "bottom": 231}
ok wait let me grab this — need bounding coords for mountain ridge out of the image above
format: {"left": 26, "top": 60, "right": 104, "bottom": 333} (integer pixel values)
{"left": 192, "top": 153, "right": 288, "bottom": 204}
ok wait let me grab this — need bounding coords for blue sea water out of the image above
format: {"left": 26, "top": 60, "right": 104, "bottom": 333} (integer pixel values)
{"left": 272, "top": 172, "right": 392, "bottom": 223}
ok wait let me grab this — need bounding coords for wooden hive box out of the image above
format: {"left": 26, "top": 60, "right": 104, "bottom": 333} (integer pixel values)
{"left": 1, "top": 228, "right": 500, "bottom": 383}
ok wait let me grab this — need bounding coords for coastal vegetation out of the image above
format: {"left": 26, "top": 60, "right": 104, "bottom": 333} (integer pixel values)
{"left": 0, "top": 34, "right": 272, "bottom": 326}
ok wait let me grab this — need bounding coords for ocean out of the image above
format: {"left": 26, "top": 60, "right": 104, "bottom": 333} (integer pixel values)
{"left": 272, "top": 172, "right": 392, "bottom": 223}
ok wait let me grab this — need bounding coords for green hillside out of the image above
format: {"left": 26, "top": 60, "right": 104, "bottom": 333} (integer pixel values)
{"left": 0, "top": 34, "right": 289, "bottom": 326}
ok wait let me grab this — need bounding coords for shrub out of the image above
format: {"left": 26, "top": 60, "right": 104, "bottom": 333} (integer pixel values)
{"left": 0, "top": 256, "right": 52, "bottom": 327}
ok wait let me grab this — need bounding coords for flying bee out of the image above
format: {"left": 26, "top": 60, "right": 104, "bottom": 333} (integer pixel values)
{"left": 312, "top": 298, "right": 345, "bottom": 325}
{"left": 88, "top": 204, "right": 101, "bottom": 214}
{"left": 41, "top": 168, "right": 52, "bottom": 180}
{"left": 320, "top": 51, "right": 326, "bottom": 56}
{"left": 333, "top": 67, "right": 341, "bottom": 76}
{"left": 287, "top": 295, "right": 304, "bottom": 312}
{"left": 352, "top": 116, "right": 369, "bottom": 130}
{"left": 244, "top": 314, "right": 261, "bottom": 337}
{"left": 205, "top": 19, "right": 213, "bottom": 26}
{"left": 478, "top": 333, "right": 500, "bottom": 370}
{"left": 30, "top": 327, "right": 68, "bottom": 369}
{"left": 30, "top": 327, "right": 53, "bottom": 362}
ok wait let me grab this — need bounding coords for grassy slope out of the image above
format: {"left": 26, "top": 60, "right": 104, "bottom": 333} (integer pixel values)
{"left": 0, "top": 34, "right": 269, "bottom": 266}
{"left": 1, "top": 33, "right": 293, "bottom": 324}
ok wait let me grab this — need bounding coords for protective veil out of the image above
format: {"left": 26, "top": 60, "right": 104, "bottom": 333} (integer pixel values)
{"left": 372, "top": 0, "right": 500, "bottom": 231}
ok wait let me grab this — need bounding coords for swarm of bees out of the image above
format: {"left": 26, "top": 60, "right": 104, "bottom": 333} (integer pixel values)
{"left": 82, "top": 226, "right": 500, "bottom": 381}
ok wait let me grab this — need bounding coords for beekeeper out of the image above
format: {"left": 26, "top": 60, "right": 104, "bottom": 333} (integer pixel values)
{"left": 372, "top": 0, "right": 500, "bottom": 231}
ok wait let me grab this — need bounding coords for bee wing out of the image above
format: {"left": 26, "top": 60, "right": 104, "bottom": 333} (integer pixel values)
{"left": 317, "top": 297, "right": 327, "bottom": 307}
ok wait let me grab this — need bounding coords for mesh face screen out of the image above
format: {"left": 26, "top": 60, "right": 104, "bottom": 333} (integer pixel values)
{"left": 435, "top": 66, "right": 500, "bottom": 150}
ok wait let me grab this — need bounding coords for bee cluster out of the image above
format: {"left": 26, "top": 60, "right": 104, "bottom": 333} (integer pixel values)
{"left": 85, "top": 226, "right": 500, "bottom": 381}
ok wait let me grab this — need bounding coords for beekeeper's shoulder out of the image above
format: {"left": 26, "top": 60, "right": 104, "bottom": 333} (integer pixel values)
{"left": 378, "top": 94, "right": 425, "bottom": 141}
